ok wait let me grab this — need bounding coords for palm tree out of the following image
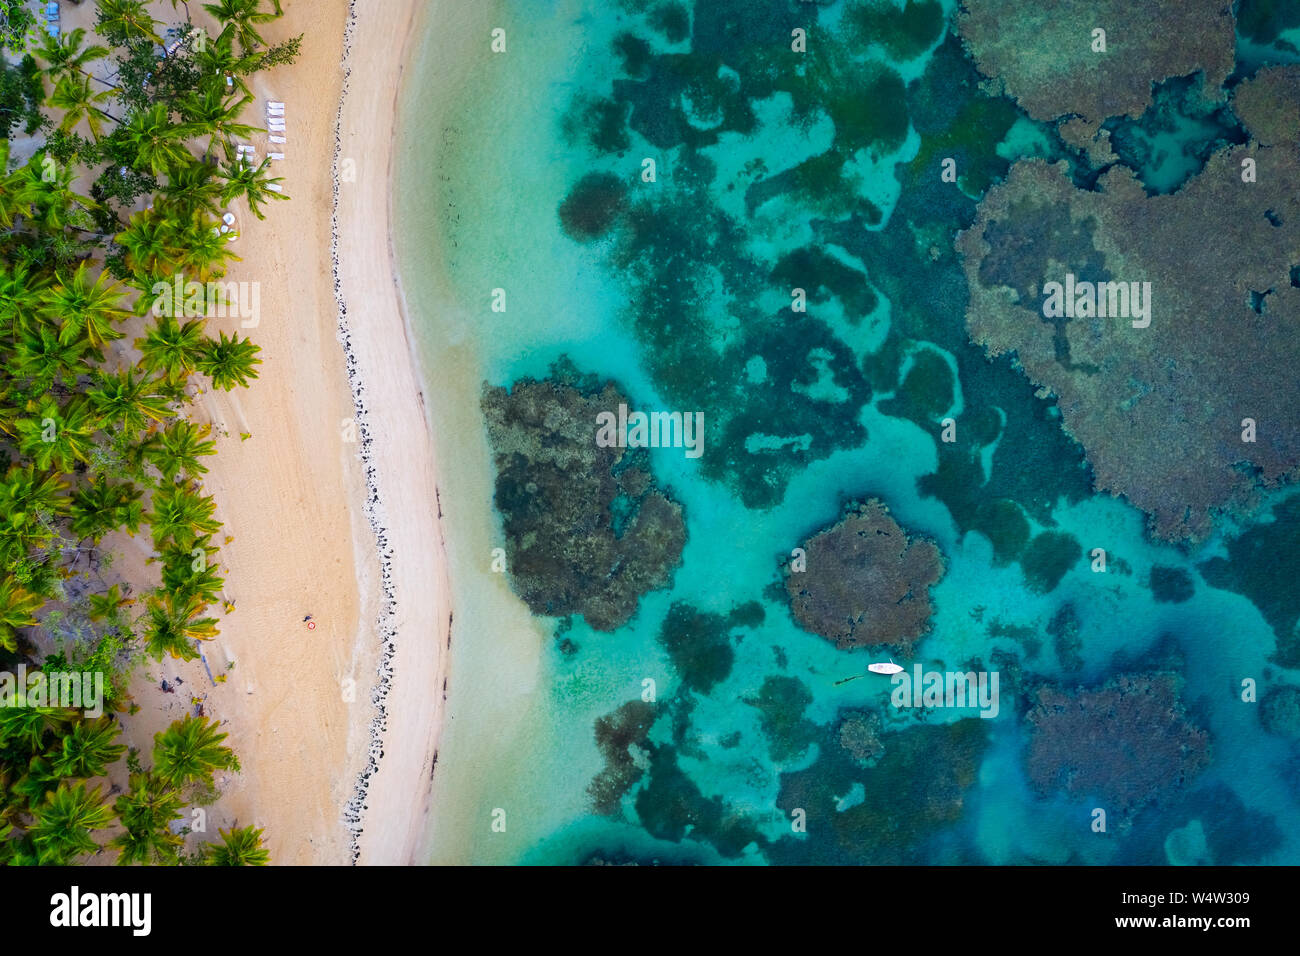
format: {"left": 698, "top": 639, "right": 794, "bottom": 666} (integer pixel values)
{"left": 51, "top": 74, "right": 117, "bottom": 140}
{"left": 0, "top": 466, "right": 69, "bottom": 545}
{"left": 13, "top": 395, "right": 97, "bottom": 473}
{"left": 171, "top": 213, "right": 239, "bottom": 281}
{"left": 219, "top": 157, "right": 287, "bottom": 219}
{"left": 0, "top": 578, "right": 43, "bottom": 653}
{"left": 204, "top": 825, "right": 269, "bottom": 865}
{"left": 159, "top": 161, "right": 223, "bottom": 218}
{"left": 88, "top": 368, "right": 171, "bottom": 435}
{"left": 96, "top": 0, "right": 163, "bottom": 44}
{"left": 116, "top": 210, "right": 177, "bottom": 281}
{"left": 198, "top": 331, "right": 261, "bottom": 390}
{"left": 21, "top": 153, "right": 98, "bottom": 233}
{"left": 36, "top": 28, "right": 110, "bottom": 89}
{"left": 203, "top": 0, "right": 282, "bottom": 53}
{"left": 0, "top": 696, "right": 71, "bottom": 752}
{"left": 69, "top": 479, "right": 145, "bottom": 542}
{"left": 13, "top": 325, "right": 91, "bottom": 394}
{"left": 152, "top": 715, "right": 238, "bottom": 789}
{"left": 145, "top": 420, "right": 217, "bottom": 481}
{"left": 122, "top": 104, "right": 194, "bottom": 178}
{"left": 161, "top": 550, "right": 225, "bottom": 606}
{"left": 43, "top": 262, "right": 131, "bottom": 349}
{"left": 0, "top": 262, "right": 51, "bottom": 335}
{"left": 0, "top": 142, "right": 40, "bottom": 228}
{"left": 50, "top": 718, "right": 127, "bottom": 779}
{"left": 137, "top": 313, "right": 208, "bottom": 380}
{"left": 142, "top": 591, "right": 219, "bottom": 660}
{"left": 147, "top": 483, "right": 221, "bottom": 549}
{"left": 28, "top": 782, "right": 115, "bottom": 864}
{"left": 194, "top": 24, "right": 262, "bottom": 98}
{"left": 152, "top": 532, "right": 218, "bottom": 575}
{"left": 182, "top": 87, "right": 259, "bottom": 161}
{"left": 109, "top": 773, "right": 185, "bottom": 865}
{"left": 88, "top": 583, "right": 132, "bottom": 623}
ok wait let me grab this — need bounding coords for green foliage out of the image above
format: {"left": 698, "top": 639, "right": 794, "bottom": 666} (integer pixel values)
{"left": 256, "top": 33, "right": 302, "bottom": 71}
{"left": 2, "top": 0, "right": 288, "bottom": 864}
{"left": 0, "top": 55, "right": 45, "bottom": 140}
{"left": 152, "top": 714, "right": 238, "bottom": 789}
{"left": 0, "top": 1, "right": 35, "bottom": 54}
{"left": 204, "top": 825, "right": 269, "bottom": 865}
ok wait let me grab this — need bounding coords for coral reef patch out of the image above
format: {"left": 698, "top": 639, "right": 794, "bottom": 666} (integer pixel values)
{"left": 785, "top": 499, "right": 945, "bottom": 652}
{"left": 482, "top": 370, "right": 687, "bottom": 630}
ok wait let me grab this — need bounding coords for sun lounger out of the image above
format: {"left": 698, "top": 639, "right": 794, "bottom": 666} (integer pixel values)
{"left": 269, "top": 135, "right": 286, "bottom": 144}
{"left": 267, "top": 101, "right": 285, "bottom": 109}
{"left": 269, "top": 152, "right": 285, "bottom": 160}
{"left": 266, "top": 184, "right": 283, "bottom": 192}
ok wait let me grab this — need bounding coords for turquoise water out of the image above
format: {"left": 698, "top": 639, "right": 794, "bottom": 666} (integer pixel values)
{"left": 410, "top": 0, "right": 1300, "bottom": 864}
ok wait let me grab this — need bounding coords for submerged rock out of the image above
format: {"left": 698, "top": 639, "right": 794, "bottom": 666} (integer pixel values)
{"left": 1025, "top": 673, "right": 1211, "bottom": 819}
{"left": 785, "top": 499, "right": 945, "bottom": 653}
{"left": 1149, "top": 565, "right": 1195, "bottom": 604}
{"left": 837, "top": 710, "right": 885, "bottom": 767}
{"left": 588, "top": 700, "right": 658, "bottom": 815}
{"left": 1198, "top": 494, "right": 1300, "bottom": 667}
{"left": 1259, "top": 685, "right": 1300, "bottom": 739}
{"left": 774, "top": 718, "right": 989, "bottom": 864}
{"left": 958, "top": 132, "right": 1300, "bottom": 540}
{"left": 558, "top": 172, "right": 629, "bottom": 242}
{"left": 482, "top": 372, "right": 686, "bottom": 631}
{"left": 657, "top": 601, "right": 762, "bottom": 695}
{"left": 956, "top": 0, "right": 1235, "bottom": 148}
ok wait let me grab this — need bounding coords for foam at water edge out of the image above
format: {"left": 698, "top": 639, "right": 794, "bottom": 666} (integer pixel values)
{"left": 331, "top": 0, "right": 401, "bottom": 866}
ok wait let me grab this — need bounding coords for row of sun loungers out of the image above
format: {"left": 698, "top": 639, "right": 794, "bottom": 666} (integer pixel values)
{"left": 267, "top": 102, "right": 286, "bottom": 161}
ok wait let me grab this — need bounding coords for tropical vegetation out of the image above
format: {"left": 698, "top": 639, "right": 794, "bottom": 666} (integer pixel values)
{"left": 0, "top": 0, "right": 300, "bottom": 865}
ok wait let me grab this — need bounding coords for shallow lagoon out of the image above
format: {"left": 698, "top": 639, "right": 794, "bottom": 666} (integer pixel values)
{"left": 397, "top": 0, "right": 1300, "bottom": 865}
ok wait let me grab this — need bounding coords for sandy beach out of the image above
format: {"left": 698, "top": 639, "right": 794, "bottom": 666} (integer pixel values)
{"left": 99, "top": 0, "right": 451, "bottom": 865}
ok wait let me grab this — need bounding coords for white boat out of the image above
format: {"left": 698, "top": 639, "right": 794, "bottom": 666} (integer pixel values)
{"left": 867, "top": 660, "right": 904, "bottom": 675}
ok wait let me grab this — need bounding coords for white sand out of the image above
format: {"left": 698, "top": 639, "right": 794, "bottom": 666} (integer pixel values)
{"left": 111, "top": 0, "right": 454, "bottom": 865}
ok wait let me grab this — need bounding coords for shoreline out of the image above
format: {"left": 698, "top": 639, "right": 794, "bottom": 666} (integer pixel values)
{"left": 332, "top": 0, "right": 393, "bottom": 863}
{"left": 332, "top": 0, "right": 453, "bottom": 865}
{"left": 109, "top": 0, "right": 452, "bottom": 865}
{"left": 113, "top": 0, "right": 374, "bottom": 866}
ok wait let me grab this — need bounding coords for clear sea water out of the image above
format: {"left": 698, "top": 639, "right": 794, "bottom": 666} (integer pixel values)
{"left": 394, "top": 0, "right": 1300, "bottom": 865}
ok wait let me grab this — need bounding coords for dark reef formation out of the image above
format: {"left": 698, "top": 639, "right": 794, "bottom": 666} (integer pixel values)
{"left": 558, "top": 172, "right": 630, "bottom": 242}
{"left": 746, "top": 675, "right": 818, "bottom": 762}
{"left": 1149, "top": 566, "right": 1195, "bottom": 604}
{"left": 658, "top": 601, "right": 763, "bottom": 694}
{"left": 589, "top": 700, "right": 658, "bottom": 815}
{"left": 1020, "top": 531, "right": 1082, "bottom": 594}
{"left": 785, "top": 499, "right": 945, "bottom": 653}
{"left": 1260, "top": 685, "right": 1300, "bottom": 739}
{"left": 1025, "top": 673, "right": 1211, "bottom": 819}
{"left": 957, "top": 65, "right": 1300, "bottom": 540}
{"left": 837, "top": 709, "right": 885, "bottom": 767}
{"left": 773, "top": 718, "right": 989, "bottom": 864}
{"left": 482, "top": 372, "right": 686, "bottom": 630}
{"left": 1199, "top": 493, "right": 1300, "bottom": 668}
